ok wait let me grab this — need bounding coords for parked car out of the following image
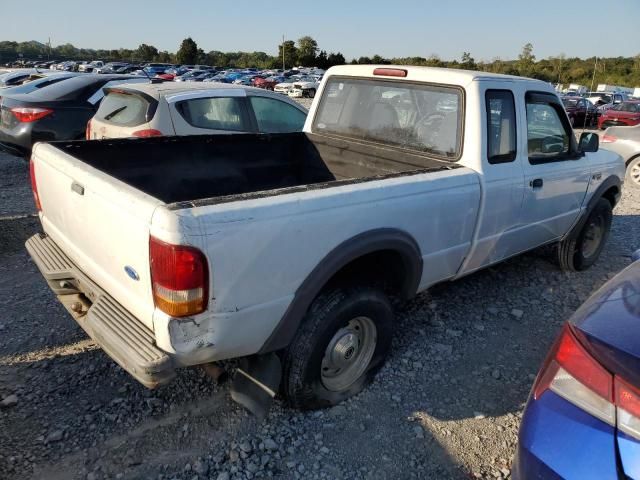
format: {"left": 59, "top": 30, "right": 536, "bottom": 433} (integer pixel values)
{"left": 253, "top": 76, "right": 283, "bottom": 90}
{"left": 601, "top": 123, "right": 640, "bottom": 189}
{"left": 87, "top": 82, "right": 308, "bottom": 139}
{"left": 0, "top": 72, "right": 80, "bottom": 96}
{"left": 288, "top": 76, "right": 320, "bottom": 98}
{"left": 114, "top": 65, "right": 142, "bottom": 75}
{"left": 273, "top": 77, "right": 299, "bottom": 95}
{"left": 561, "top": 96, "right": 598, "bottom": 127}
{"left": 95, "top": 62, "right": 129, "bottom": 74}
{"left": 513, "top": 252, "right": 640, "bottom": 480}
{"left": 0, "top": 74, "right": 147, "bottom": 157}
{"left": 598, "top": 101, "right": 640, "bottom": 129}
{"left": 585, "top": 91, "right": 626, "bottom": 107}
{"left": 0, "top": 70, "right": 44, "bottom": 88}
{"left": 79, "top": 61, "right": 104, "bottom": 73}
{"left": 174, "top": 70, "right": 208, "bottom": 82}
{"left": 26, "top": 65, "right": 623, "bottom": 416}
{"left": 143, "top": 63, "right": 173, "bottom": 75}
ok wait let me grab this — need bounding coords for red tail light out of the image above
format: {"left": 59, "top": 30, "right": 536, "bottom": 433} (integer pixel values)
{"left": 373, "top": 68, "right": 407, "bottom": 78}
{"left": 11, "top": 107, "right": 53, "bottom": 123}
{"left": 85, "top": 119, "right": 92, "bottom": 140}
{"left": 534, "top": 324, "right": 640, "bottom": 438}
{"left": 132, "top": 129, "right": 163, "bottom": 138}
{"left": 29, "top": 157, "right": 42, "bottom": 212}
{"left": 601, "top": 135, "right": 617, "bottom": 143}
{"left": 149, "top": 237, "right": 208, "bottom": 317}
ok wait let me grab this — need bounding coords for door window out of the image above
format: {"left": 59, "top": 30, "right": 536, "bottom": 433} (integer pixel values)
{"left": 525, "top": 93, "right": 574, "bottom": 164}
{"left": 248, "top": 96, "right": 306, "bottom": 133}
{"left": 486, "top": 90, "right": 517, "bottom": 164}
{"left": 176, "top": 97, "right": 249, "bottom": 131}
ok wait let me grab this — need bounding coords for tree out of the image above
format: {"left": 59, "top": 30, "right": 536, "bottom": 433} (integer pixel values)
{"left": 315, "top": 50, "right": 328, "bottom": 69}
{"left": 296, "top": 36, "right": 318, "bottom": 66}
{"left": 517, "top": 43, "right": 536, "bottom": 77}
{"left": 461, "top": 51, "right": 476, "bottom": 70}
{"left": 136, "top": 44, "right": 158, "bottom": 62}
{"left": 278, "top": 40, "right": 297, "bottom": 69}
{"left": 327, "top": 52, "right": 345, "bottom": 67}
{"left": 176, "top": 37, "right": 198, "bottom": 65}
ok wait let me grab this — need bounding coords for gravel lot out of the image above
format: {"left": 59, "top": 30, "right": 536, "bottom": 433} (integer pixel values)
{"left": 1, "top": 136, "right": 639, "bottom": 480}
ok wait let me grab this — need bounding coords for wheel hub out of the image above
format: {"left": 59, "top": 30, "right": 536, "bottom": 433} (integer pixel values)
{"left": 582, "top": 217, "right": 603, "bottom": 258}
{"left": 631, "top": 162, "right": 640, "bottom": 186}
{"left": 321, "top": 317, "right": 377, "bottom": 392}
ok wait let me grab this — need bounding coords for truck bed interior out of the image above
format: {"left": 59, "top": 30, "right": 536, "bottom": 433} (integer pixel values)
{"left": 54, "top": 133, "right": 458, "bottom": 206}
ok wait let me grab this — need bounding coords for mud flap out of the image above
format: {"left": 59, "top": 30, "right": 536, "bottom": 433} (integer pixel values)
{"left": 230, "top": 353, "right": 281, "bottom": 419}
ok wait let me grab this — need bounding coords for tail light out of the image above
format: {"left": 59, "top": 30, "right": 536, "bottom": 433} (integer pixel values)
{"left": 29, "top": 157, "right": 42, "bottom": 212}
{"left": 534, "top": 324, "right": 640, "bottom": 439}
{"left": 601, "top": 135, "right": 617, "bottom": 143}
{"left": 149, "top": 237, "right": 208, "bottom": 317}
{"left": 132, "top": 129, "right": 163, "bottom": 138}
{"left": 85, "top": 119, "right": 92, "bottom": 140}
{"left": 11, "top": 107, "right": 53, "bottom": 123}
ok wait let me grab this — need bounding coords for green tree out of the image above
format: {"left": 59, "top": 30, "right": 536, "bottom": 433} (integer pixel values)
{"left": 278, "top": 40, "right": 297, "bottom": 69}
{"left": 517, "top": 43, "right": 536, "bottom": 77}
{"left": 176, "top": 37, "right": 198, "bottom": 65}
{"left": 297, "top": 36, "right": 318, "bottom": 66}
{"left": 327, "top": 52, "right": 345, "bottom": 67}
{"left": 461, "top": 51, "right": 476, "bottom": 70}
{"left": 135, "top": 44, "right": 158, "bottom": 61}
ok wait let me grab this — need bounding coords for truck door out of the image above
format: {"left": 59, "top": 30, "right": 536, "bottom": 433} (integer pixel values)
{"left": 461, "top": 88, "right": 527, "bottom": 273}
{"left": 519, "top": 91, "right": 591, "bottom": 247}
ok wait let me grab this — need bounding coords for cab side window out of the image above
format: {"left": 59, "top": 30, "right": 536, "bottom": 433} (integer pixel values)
{"left": 525, "top": 92, "right": 573, "bottom": 164}
{"left": 486, "top": 90, "right": 517, "bottom": 164}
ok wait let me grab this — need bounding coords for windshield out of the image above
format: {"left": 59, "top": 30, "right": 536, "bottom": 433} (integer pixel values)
{"left": 313, "top": 77, "right": 463, "bottom": 160}
{"left": 612, "top": 102, "right": 640, "bottom": 113}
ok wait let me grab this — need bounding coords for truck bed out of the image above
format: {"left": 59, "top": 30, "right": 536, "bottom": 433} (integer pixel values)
{"left": 54, "top": 133, "right": 459, "bottom": 206}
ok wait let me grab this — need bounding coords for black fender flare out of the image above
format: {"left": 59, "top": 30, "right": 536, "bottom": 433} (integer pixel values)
{"left": 565, "top": 175, "right": 621, "bottom": 240}
{"left": 259, "top": 228, "right": 423, "bottom": 353}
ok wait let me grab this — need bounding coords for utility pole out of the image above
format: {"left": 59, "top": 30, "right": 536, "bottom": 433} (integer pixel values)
{"left": 590, "top": 57, "right": 598, "bottom": 93}
{"left": 282, "top": 35, "right": 285, "bottom": 71}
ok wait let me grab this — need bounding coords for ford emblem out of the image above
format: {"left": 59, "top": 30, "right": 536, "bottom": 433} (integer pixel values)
{"left": 124, "top": 266, "right": 140, "bottom": 281}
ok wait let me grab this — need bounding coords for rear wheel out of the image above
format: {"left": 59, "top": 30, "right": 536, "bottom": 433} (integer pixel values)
{"left": 557, "top": 198, "right": 612, "bottom": 271}
{"left": 282, "top": 287, "right": 393, "bottom": 410}
{"left": 307, "top": 88, "right": 316, "bottom": 98}
{"left": 626, "top": 157, "right": 640, "bottom": 190}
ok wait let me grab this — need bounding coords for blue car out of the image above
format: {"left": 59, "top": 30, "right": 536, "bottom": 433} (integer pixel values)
{"left": 514, "top": 251, "right": 640, "bottom": 479}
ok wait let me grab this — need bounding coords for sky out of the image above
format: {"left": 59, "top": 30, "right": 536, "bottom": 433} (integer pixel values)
{"left": 2, "top": 0, "right": 639, "bottom": 61}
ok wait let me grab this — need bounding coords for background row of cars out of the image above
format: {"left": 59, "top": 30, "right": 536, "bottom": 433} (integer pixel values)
{"left": 560, "top": 90, "right": 640, "bottom": 129}
{"left": 3, "top": 59, "right": 325, "bottom": 98}
{"left": 0, "top": 67, "right": 311, "bottom": 158}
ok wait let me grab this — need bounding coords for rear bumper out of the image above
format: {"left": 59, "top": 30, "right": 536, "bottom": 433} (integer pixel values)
{"left": 26, "top": 233, "right": 175, "bottom": 388}
{"left": 513, "top": 391, "right": 621, "bottom": 480}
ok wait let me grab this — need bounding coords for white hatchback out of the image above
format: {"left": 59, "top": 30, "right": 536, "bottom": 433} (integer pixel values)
{"left": 87, "top": 81, "right": 308, "bottom": 139}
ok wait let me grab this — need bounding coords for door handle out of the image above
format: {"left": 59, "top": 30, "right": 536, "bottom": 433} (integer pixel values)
{"left": 71, "top": 182, "right": 85, "bottom": 195}
{"left": 530, "top": 178, "right": 543, "bottom": 189}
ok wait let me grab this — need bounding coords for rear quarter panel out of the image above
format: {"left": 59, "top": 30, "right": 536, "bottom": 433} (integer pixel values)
{"left": 150, "top": 168, "right": 480, "bottom": 360}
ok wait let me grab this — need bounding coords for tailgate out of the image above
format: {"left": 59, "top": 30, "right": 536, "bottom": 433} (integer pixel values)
{"left": 32, "top": 142, "right": 164, "bottom": 330}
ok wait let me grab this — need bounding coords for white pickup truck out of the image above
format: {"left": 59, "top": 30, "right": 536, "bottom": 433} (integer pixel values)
{"left": 27, "top": 65, "right": 624, "bottom": 411}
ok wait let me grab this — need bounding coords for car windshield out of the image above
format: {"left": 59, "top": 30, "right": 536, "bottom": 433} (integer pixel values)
{"left": 612, "top": 102, "right": 640, "bottom": 112}
{"left": 313, "top": 77, "right": 463, "bottom": 160}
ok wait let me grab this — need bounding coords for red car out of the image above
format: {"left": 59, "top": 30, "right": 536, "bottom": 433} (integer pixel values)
{"left": 598, "top": 101, "right": 640, "bottom": 129}
{"left": 253, "top": 76, "right": 279, "bottom": 90}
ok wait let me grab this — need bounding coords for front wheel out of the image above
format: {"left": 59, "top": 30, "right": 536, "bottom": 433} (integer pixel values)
{"left": 306, "top": 88, "right": 316, "bottom": 98}
{"left": 282, "top": 287, "right": 393, "bottom": 410}
{"left": 626, "top": 157, "right": 640, "bottom": 190}
{"left": 557, "top": 198, "right": 612, "bottom": 271}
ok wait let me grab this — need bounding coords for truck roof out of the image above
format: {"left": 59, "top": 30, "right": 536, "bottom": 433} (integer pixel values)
{"left": 325, "top": 64, "right": 550, "bottom": 88}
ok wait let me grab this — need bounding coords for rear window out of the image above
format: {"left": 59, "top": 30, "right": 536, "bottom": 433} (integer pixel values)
{"left": 95, "top": 91, "right": 151, "bottom": 127}
{"left": 312, "top": 77, "right": 464, "bottom": 160}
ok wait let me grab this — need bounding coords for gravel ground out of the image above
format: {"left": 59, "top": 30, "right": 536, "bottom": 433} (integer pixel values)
{"left": 1, "top": 140, "right": 639, "bottom": 480}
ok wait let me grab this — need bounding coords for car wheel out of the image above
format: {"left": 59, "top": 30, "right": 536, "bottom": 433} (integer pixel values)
{"left": 557, "top": 198, "right": 612, "bottom": 271}
{"left": 282, "top": 287, "right": 393, "bottom": 410}
{"left": 626, "top": 157, "right": 640, "bottom": 190}
{"left": 307, "top": 89, "right": 316, "bottom": 98}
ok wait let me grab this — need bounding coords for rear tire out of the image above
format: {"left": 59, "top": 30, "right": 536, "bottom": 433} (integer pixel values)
{"left": 307, "top": 89, "right": 316, "bottom": 98}
{"left": 282, "top": 287, "right": 393, "bottom": 410}
{"left": 626, "top": 157, "right": 640, "bottom": 190}
{"left": 557, "top": 198, "right": 612, "bottom": 271}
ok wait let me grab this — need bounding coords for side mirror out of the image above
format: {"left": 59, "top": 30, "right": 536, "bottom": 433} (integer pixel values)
{"left": 579, "top": 132, "right": 599, "bottom": 152}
